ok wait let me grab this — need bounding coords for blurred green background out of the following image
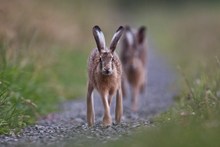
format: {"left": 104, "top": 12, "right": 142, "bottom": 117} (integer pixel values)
{"left": 0, "top": 0, "right": 220, "bottom": 146}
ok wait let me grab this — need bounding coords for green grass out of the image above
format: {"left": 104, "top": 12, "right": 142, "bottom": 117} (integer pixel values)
{"left": 51, "top": 48, "right": 89, "bottom": 99}
{"left": 106, "top": 123, "right": 220, "bottom": 147}
{"left": 0, "top": 40, "right": 57, "bottom": 134}
{"left": 0, "top": 39, "right": 91, "bottom": 134}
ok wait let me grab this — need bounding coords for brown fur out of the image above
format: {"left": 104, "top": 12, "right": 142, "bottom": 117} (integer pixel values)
{"left": 87, "top": 26, "right": 124, "bottom": 127}
{"left": 88, "top": 49, "right": 122, "bottom": 94}
{"left": 120, "top": 26, "right": 147, "bottom": 111}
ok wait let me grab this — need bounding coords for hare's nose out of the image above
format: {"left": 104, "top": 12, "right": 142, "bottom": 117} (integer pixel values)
{"left": 104, "top": 67, "right": 110, "bottom": 71}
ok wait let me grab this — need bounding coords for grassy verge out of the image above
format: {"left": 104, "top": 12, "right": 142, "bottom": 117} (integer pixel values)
{"left": 0, "top": 42, "right": 89, "bottom": 134}
{"left": 0, "top": 40, "right": 56, "bottom": 134}
{"left": 50, "top": 48, "right": 88, "bottom": 99}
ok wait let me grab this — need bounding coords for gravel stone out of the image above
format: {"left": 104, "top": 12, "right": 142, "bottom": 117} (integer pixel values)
{"left": 0, "top": 48, "right": 177, "bottom": 147}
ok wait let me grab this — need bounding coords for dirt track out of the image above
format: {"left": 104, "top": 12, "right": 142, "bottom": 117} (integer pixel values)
{"left": 0, "top": 47, "right": 177, "bottom": 147}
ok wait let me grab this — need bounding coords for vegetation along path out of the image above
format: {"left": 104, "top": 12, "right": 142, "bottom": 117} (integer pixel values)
{"left": 0, "top": 47, "right": 177, "bottom": 146}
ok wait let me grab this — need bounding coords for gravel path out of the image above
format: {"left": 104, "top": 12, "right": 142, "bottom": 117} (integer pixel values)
{"left": 0, "top": 48, "right": 177, "bottom": 147}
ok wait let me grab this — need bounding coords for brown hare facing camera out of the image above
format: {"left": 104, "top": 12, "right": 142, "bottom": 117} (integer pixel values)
{"left": 120, "top": 26, "right": 147, "bottom": 112}
{"left": 87, "top": 26, "right": 124, "bottom": 127}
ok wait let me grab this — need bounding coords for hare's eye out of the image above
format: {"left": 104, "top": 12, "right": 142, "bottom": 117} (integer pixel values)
{"left": 112, "top": 57, "right": 114, "bottom": 61}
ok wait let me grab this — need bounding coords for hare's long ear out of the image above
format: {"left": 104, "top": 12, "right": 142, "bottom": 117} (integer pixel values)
{"left": 137, "top": 26, "right": 146, "bottom": 44}
{"left": 93, "top": 25, "right": 106, "bottom": 53}
{"left": 124, "top": 25, "right": 135, "bottom": 47}
{"left": 110, "top": 26, "right": 124, "bottom": 53}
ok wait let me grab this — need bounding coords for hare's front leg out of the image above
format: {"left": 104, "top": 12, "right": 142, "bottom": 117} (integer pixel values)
{"left": 115, "top": 88, "right": 123, "bottom": 124}
{"left": 87, "top": 82, "right": 95, "bottom": 127}
{"left": 101, "top": 93, "right": 112, "bottom": 127}
{"left": 121, "top": 76, "right": 127, "bottom": 98}
{"left": 131, "top": 87, "right": 139, "bottom": 112}
{"left": 140, "top": 73, "right": 147, "bottom": 93}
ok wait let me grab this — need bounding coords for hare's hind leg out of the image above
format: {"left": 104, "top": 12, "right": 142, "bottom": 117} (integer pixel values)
{"left": 87, "top": 82, "right": 95, "bottom": 127}
{"left": 121, "top": 76, "right": 127, "bottom": 98}
{"left": 115, "top": 88, "right": 123, "bottom": 124}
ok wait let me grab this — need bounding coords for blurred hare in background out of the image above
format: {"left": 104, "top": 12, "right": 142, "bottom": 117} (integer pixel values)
{"left": 120, "top": 26, "right": 147, "bottom": 112}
